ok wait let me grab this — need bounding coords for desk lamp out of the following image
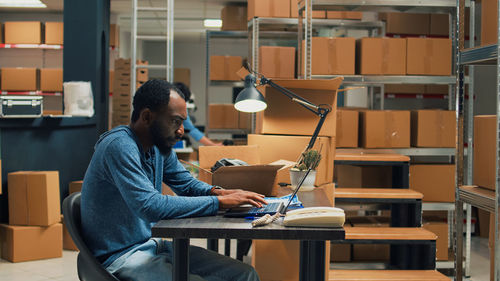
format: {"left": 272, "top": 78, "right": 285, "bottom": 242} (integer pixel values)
{"left": 234, "top": 73, "right": 331, "bottom": 151}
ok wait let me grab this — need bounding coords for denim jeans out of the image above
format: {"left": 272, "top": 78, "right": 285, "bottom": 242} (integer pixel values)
{"left": 106, "top": 238, "right": 260, "bottom": 281}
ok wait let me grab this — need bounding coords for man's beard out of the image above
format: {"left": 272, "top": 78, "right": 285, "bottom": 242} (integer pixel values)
{"left": 150, "top": 120, "right": 178, "bottom": 155}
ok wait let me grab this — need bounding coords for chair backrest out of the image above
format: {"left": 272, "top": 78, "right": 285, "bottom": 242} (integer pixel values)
{"left": 63, "top": 192, "right": 120, "bottom": 281}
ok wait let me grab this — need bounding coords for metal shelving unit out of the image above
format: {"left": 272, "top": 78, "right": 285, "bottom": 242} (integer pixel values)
{"left": 455, "top": 0, "right": 499, "bottom": 280}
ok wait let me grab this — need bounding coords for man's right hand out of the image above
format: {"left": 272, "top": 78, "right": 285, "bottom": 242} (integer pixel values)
{"left": 217, "top": 190, "right": 267, "bottom": 209}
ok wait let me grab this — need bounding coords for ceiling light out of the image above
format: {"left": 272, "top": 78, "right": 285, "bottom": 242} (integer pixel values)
{"left": 203, "top": 19, "right": 222, "bottom": 28}
{"left": 0, "top": 0, "right": 47, "bottom": 8}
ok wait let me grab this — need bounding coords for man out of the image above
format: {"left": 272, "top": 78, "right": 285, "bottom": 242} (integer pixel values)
{"left": 81, "top": 79, "right": 266, "bottom": 281}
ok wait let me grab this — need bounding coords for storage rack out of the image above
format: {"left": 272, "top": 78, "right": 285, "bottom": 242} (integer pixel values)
{"left": 455, "top": 0, "right": 499, "bottom": 280}
{"left": 298, "top": 0, "right": 467, "bottom": 273}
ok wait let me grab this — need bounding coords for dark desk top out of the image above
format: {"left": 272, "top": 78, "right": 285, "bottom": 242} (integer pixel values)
{"left": 152, "top": 185, "right": 345, "bottom": 241}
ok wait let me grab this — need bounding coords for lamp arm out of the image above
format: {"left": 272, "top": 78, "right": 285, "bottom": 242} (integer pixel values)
{"left": 307, "top": 108, "right": 330, "bottom": 150}
{"left": 263, "top": 78, "right": 319, "bottom": 116}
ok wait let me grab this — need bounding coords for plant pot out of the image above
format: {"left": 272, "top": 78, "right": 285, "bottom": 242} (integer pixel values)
{"left": 289, "top": 169, "right": 316, "bottom": 191}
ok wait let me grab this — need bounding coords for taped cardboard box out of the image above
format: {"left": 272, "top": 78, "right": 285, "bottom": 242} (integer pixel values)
{"left": 481, "top": 0, "right": 498, "bottom": 46}
{"left": 422, "top": 220, "right": 448, "bottom": 261}
{"left": 209, "top": 56, "right": 243, "bottom": 81}
{"left": 208, "top": 104, "right": 239, "bottom": 129}
{"left": 248, "top": 134, "right": 335, "bottom": 187}
{"left": 0, "top": 223, "right": 62, "bottom": 262}
{"left": 110, "top": 24, "right": 119, "bottom": 48}
{"left": 336, "top": 109, "right": 358, "bottom": 148}
{"left": 385, "top": 84, "right": 426, "bottom": 94}
{"left": 252, "top": 183, "right": 333, "bottom": 281}
{"left": 44, "top": 22, "right": 63, "bottom": 45}
{"left": 331, "top": 243, "right": 351, "bottom": 262}
{"left": 356, "top": 37, "right": 406, "bottom": 75}
{"left": 410, "top": 164, "right": 455, "bottom": 202}
{"left": 473, "top": 115, "right": 497, "bottom": 191}
{"left": 61, "top": 215, "right": 78, "bottom": 251}
{"left": 302, "top": 37, "right": 355, "bottom": 75}
{"left": 406, "top": 38, "right": 452, "bottom": 76}
{"left": 247, "top": 0, "right": 290, "bottom": 20}
{"left": 197, "top": 145, "right": 283, "bottom": 196}
{"left": 411, "top": 110, "right": 455, "bottom": 148}
{"left": 114, "top": 58, "right": 148, "bottom": 71}
{"left": 1, "top": 68, "right": 38, "bottom": 91}
{"left": 174, "top": 68, "right": 191, "bottom": 87}
{"left": 221, "top": 5, "right": 247, "bottom": 30}
{"left": 42, "top": 95, "right": 63, "bottom": 115}
{"left": 69, "top": 180, "right": 83, "bottom": 194}
{"left": 259, "top": 46, "right": 296, "bottom": 79}
{"left": 327, "top": 11, "right": 362, "bottom": 20}
{"left": 40, "top": 68, "right": 63, "bottom": 92}
{"left": 379, "top": 13, "right": 429, "bottom": 35}
{"left": 4, "top": 21, "right": 42, "bottom": 44}
{"left": 359, "top": 110, "right": 410, "bottom": 148}
{"left": 8, "top": 171, "right": 61, "bottom": 226}
{"left": 290, "top": 0, "right": 325, "bottom": 18}
{"left": 335, "top": 165, "right": 393, "bottom": 188}
{"left": 255, "top": 78, "right": 342, "bottom": 136}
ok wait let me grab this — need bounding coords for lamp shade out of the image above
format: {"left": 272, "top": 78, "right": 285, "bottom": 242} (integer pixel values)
{"left": 234, "top": 75, "right": 267, "bottom": 113}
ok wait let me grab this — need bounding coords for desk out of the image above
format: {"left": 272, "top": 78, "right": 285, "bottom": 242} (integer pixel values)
{"left": 152, "top": 186, "right": 345, "bottom": 281}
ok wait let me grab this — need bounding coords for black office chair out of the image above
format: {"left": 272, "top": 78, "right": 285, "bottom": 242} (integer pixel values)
{"left": 63, "top": 192, "right": 120, "bottom": 281}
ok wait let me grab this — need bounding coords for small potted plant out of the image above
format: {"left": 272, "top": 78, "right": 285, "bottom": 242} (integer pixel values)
{"left": 289, "top": 148, "right": 322, "bottom": 191}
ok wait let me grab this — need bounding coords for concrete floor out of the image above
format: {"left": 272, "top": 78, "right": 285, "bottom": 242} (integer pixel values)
{"left": 0, "top": 236, "right": 492, "bottom": 280}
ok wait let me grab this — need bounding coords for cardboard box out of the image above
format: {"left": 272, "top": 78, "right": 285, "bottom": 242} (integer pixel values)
{"left": 114, "top": 58, "right": 148, "bottom": 71}
{"left": 478, "top": 208, "right": 490, "bottom": 238}
{"left": 411, "top": 110, "right": 455, "bottom": 148}
{"left": 40, "top": 68, "right": 63, "bottom": 92}
{"left": 0, "top": 223, "right": 62, "bottom": 262}
{"left": 327, "top": 11, "right": 362, "bottom": 20}
{"left": 259, "top": 46, "right": 296, "bottom": 79}
{"left": 356, "top": 37, "right": 406, "bottom": 75}
{"left": 406, "top": 38, "right": 452, "bottom": 76}
{"left": 331, "top": 243, "right": 351, "bottom": 262}
{"left": 69, "top": 180, "right": 83, "bottom": 194}
{"left": 1, "top": 68, "right": 38, "bottom": 91}
{"left": 221, "top": 5, "right": 247, "bottom": 30}
{"left": 110, "top": 24, "right": 119, "bottom": 48}
{"left": 429, "top": 14, "right": 449, "bottom": 37}
{"left": 359, "top": 110, "right": 410, "bottom": 148}
{"left": 423, "top": 221, "right": 449, "bottom": 261}
{"left": 208, "top": 104, "right": 239, "bottom": 129}
{"left": 335, "top": 165, "right": 393, "bottom": 188}
{"left": 174, "top": 68, "right": 191, "bottom": 88}
{"left": 303, "top": 37, "right": 356, "bottom": 75}
{"left": 379, "top": 13, "right": 430, "bottom": 35}
{"left": 8, "top": 171, "right": 61, "bottom": 226}
{"left": 473, "top": 115, "right": 497, "bottom": 191}
{"left": 410, "top": 164, "right": 455, "bottom": 202}
{"left": 42, "top": 95, "right": 63, "bottom": 115}
{"left": 4, "top": 21, "right": 42, "bottom": 44}
{"left": 291, "top": 0, "right": 326, "bottom": 18}
{"left": 482, "top": 0, "right": 498, "bottom": 46}
{"left": 44, "top": 22, "right": 63, "bottom": 45}
{"left": 247, "top": 0, "right": 290, "bottom": 20}
{"left": 256, "top": 78, "right": 341, "bottom": 136}
{"left": 61, "top": 215, "right": 78, "bottom": 251}
{"left": 197, "top": 145, "right": 283, "bottom": 196}
{"left": 336, "top": 109, "right": 359, "bottom": 148}
{"left": 209, "top": 56, "right": 243, "bottom": 81}
{"left": 248, "top": 134, "right": 335, "bottom": 187}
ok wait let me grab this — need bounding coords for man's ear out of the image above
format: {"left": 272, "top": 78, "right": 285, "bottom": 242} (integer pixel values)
{"left": 140, "top": 108, "right": 154, "bottom": 126}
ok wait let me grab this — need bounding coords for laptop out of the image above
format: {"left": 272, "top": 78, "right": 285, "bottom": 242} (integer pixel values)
{"left": 223, "top": 167, "right": 313, "bottom": 218}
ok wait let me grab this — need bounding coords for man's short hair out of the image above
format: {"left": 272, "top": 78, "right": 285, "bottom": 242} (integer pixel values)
{"left": 131, "top": 79, "right": 184, "bottom": 122}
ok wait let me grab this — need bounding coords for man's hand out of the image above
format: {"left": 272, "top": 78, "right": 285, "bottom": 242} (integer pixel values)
{"left": 214, "top": 189, "right": 267, "bottom": 209}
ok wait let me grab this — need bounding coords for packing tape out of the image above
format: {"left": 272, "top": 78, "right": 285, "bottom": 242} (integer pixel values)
{"left": 425, "top": 39, "right": 433, "bottom": 75}
{"left": 382, "top": 39, "right": 389, "bottom": 74}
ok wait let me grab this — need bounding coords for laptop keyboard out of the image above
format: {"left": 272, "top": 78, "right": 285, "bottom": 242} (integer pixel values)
{"left": 248, "top": 202, "right": 282, "bottom": 214}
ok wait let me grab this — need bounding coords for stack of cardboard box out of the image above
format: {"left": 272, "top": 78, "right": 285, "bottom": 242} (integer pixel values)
{"left": 0, "top": 171, "right": 62, "bottom": 262}
{"left": 111, "top": 58, "right": 149, "bottom": 128}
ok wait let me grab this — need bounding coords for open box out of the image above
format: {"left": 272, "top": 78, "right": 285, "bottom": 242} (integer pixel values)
{"left": 255, "top": 78, "right": 342, "bottom": 136}
{"left": 197, "top": 145, "right": 284, "bottom": 196}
